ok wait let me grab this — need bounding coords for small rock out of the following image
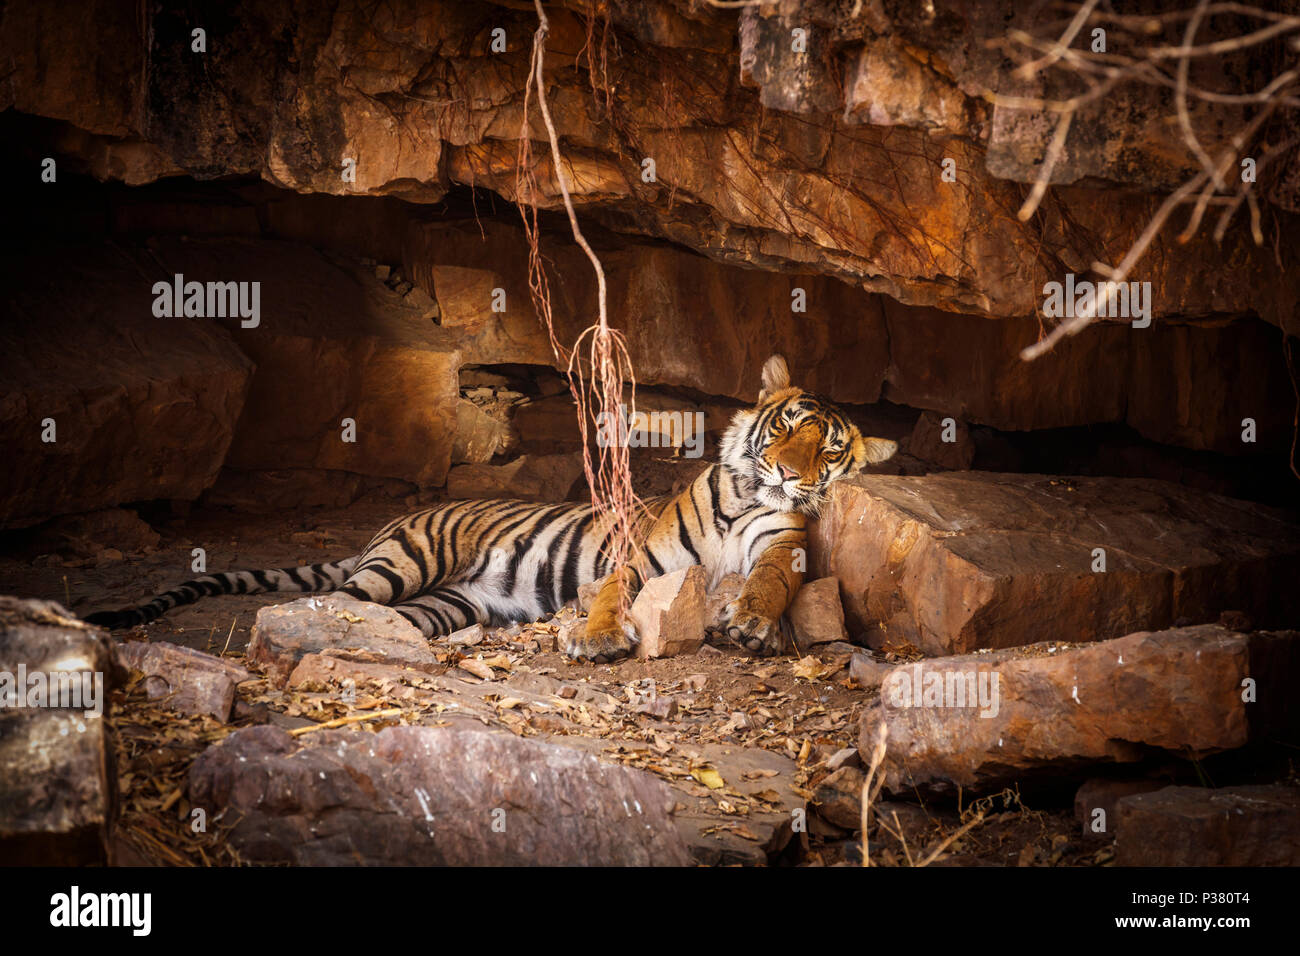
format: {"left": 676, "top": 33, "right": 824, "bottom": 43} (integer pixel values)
{"left": 113, "top": 641, "right": 251, "bottom": 722}
{"left": 446, "top": 623, "right": 485, "bottom": 647}
{"left": 631, "top": 565, "right": 707, "bottom": 659}
{"left": 813, "top": 765, "right": 866, "bottom": 830}
{"left": 826, "top": 747, "right": 860, "bottom": 771}
{"left": 787, "top": 577, "right": 848, "bottom": 653}
{"left": 374, "top": 264, "right": 391, "bottom": 280}
{"left": 634, "top": 696, "right": 679, "bottom": 720}
{"left": 849, "top": 652, "right": 893, "bottom": 691}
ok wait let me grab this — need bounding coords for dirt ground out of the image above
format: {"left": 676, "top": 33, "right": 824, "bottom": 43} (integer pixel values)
{"left": 0, "top": 489, "right": 1102, "bottom": 867}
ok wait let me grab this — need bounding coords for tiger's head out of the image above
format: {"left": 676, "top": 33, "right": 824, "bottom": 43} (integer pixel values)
{"left": 720, "top": 355, "right": 898, "bottom": 516}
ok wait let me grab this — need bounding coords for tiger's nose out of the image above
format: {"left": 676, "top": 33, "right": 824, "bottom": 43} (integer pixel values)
{"left": 778, "top": 463, "right": 799, "bottom": 481}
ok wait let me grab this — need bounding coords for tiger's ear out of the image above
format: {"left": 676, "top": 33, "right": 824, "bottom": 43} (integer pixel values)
{"left": 758, "top": 354, "right": 791, "bottom": 402}
{"left": 848, "top": 429, "right": 898, "bottom": 470}
{"left": 859, "top": 436, "right": 899, "bottom": 468}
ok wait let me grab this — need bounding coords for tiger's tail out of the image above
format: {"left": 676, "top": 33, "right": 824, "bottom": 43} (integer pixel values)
{"left": 82, "top": 557, "right": 361, "bottom": 630}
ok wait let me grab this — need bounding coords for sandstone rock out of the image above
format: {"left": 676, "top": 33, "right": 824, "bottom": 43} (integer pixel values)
{"left": 404, "top": 219, "right": 889, "bottom": 404}
{"left": 787, "top": 577, "right": 848, "bottom": 654}
{"left": 811, "top": 472, "right": 1300, "bottom": 655}
{"left": 843, "top": 36, "right": 971, "bottom": 136}
{"left": 705, "top": 573, "right": 745, "bottom": 632}
{"left": 0, "top": 245, "right": 252, "bottom": 529}
{"left": 907, "top": 411, "right": 974, "bottom": 470}
{"left": 513, "top": 394, "right": 586, "bottom": 455}
{"left": 631, "top": 565, "right": 707, "bottom": 659}
{"left": 6, "top": 0, "right": 1296, "bottom": 325}
{"left": 0, "top": 597, "right": 116, "bottom": 864}
{"left": 113, "top": 641, "right": 251, "bottom": 722}
{"left": 813, "top": 766, "right": 866, "bottom": 831}
{"left": 849, "top": 653, "right": 894, "bottom": 692}
{"left": 187, "top": 723, "right": 691, "bottom": 865}
{"left": 883, "top": 304, "right": 1294, "bottom": 455}
{"left": 445, "top": 453, "right": 585, "bottom": 501}
{"left": 445, "top": 623, "right": 484, "bottom": 647}
{"left": 1114, "top": 785, "right": 1300, "bottom": 867}
{"left": 247, "top": 595, "right": 438, "bottom": 687}
{"left": 144, "top": 238, "right": 462, "bottom": 488}
{"left": 1074, "top": 777, "right": 1167, "bottom": 841}
{"left": 860, "top": 626, "right": 1295, "bottom": 794}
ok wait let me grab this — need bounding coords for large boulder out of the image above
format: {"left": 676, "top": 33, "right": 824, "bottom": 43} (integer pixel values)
{"left": 145, "top": 238, "right": 463, "bottom": 488}
{"left": 187, "top": 723, "right": 692, "bottom": 865}
{"left": 811, "top": 472, "right": 1300, "bottom": 655}
{"left": 0, "top": 245, "right": 253, "bottom": 529}
{"left": 0, "top": 597, "right": 117, "bottom": 864}
{"left": 859, "top": 625, "right": 1299, "bottom": 794}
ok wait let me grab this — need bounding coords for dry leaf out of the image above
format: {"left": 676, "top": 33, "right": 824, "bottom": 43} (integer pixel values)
{"left": 458, "top": 658, "right": 494, "bottom": 681}
{"left": 691, "top": 767, "right": 725, "bottom": 790}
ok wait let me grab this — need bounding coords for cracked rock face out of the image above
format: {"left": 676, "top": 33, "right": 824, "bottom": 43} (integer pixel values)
{"left": 4, "top": 0, "right": 1297, "bottom": 324}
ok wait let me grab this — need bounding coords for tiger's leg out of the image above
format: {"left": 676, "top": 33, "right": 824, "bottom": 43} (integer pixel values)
{"left": 726, "top": 528, "right": 806, "bottom": 656}
{"left": 393, "top": 584, "right": 489, "bottom": 638}
{"left": 561, "top": 565, "right": 641, "bottom": 663}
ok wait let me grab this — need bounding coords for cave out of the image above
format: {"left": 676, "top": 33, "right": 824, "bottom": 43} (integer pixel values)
{"left": 2, "top": 0, "right": 1300, "bottom": 883}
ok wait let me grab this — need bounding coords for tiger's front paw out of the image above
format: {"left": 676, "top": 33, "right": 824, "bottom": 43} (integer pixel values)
{"left": 726, "top": 609, "right": 782, "bottom": 656}
{"left": 561, "top": 618, "right": 637, "bottom": 664}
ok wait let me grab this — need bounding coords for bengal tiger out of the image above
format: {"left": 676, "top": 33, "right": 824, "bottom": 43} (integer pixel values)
{"left": 85, "top": 355, "right": 897, "bottom": 661}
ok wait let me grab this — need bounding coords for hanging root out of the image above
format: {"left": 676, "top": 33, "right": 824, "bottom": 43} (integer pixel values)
{"left": 517, "top": 0, "right": 643, "bottom": 617}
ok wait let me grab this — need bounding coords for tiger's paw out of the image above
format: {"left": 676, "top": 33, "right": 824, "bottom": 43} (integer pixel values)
{"left": 561, "top": 618, "right": 637, "bottom": 664}
{"left": 726, "top": 609, "right": 782, "bottom": 656}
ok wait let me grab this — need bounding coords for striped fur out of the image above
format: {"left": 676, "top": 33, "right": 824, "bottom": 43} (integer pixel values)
{"left": 84, "top": 355, "right": 897, "bottom": 661}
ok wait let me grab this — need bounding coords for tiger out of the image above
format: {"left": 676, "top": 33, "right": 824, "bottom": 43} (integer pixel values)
{"left": 85, "top": 355, "right": 897, "bottom": 661}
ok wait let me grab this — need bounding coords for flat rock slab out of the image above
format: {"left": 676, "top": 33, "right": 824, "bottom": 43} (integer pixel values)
{"left": 812, "top": 472, "right": 1300, "bottom": 655}
{"left": 187, "top": 724, "right": 692, "bottom": 866}
{"left": 0, "top": 597, "right": 116, "bottom": 864}
{"left": 1115, "top": 785, "right": 1300, "bottom": 866}
{"left": 248, "top": 595, "right": 438, "bottom": 687}
{"left": 113, "top": 641, "right": 251, "bottom": 722}
{"left": 860, "top": 625, "right": 1297, "bottom": 794}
